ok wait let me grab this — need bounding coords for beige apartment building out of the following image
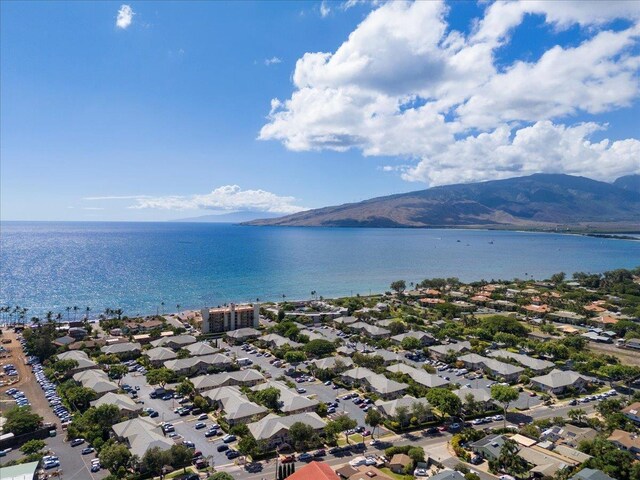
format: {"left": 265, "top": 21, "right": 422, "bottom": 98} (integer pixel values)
{"left": 200, "top": 303, "right": 259, "bottom": 333}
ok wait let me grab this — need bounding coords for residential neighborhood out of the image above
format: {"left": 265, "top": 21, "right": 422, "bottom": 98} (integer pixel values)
{"left": 1, "top": 268, "right": 640, "bottom": 480}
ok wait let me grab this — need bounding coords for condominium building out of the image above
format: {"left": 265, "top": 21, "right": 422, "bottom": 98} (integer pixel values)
{"left": 201, "top": 303, "right": 259, "bottom": 333}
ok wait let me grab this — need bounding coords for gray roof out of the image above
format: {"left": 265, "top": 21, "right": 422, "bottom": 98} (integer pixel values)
{"left": 374, "top": 395, "right": 431, "bottom": 417}
{"left": 164, "top": 353, "right": 232, "bottom": 371}
{"left": 458, "top": 353, "right": 524, "bottom": 377}
{"left": 145, "top": 346, "right": 177, "bottom": 362}
{"left": 225, "top": 327, "right": 261, "bottom": 338}
{"left": 261, "top": 333, "right": 303, "bottom": 349}
{"left": 191, "top": 369, "right": 265, "bottom": 391}
{"left": 101, "top": 342, "right": 141, "bottom": 355}
{"left": 247, "top": 412, "right": 325, "bottom": 441}
{"left": 72, "top": 369, "right": 118, "bottom": 394}
{"left": 471, "top": 434, "right": 507, "bottom": 458}
{"left": 350, "top": 322, "right": 391, "bottom": 337}
{"left": 387, "top": 363, "right": 449, "bottom": 388}
{"left": 531, "top": 369, "right": 588, "bottom": 389}
{"left": 334, "top": 316, "right": 358, "bottom": 325}
{"left": 487, "top": 350, "right": 554, "bottom": 372}
{"left": 311, "top": 356, "right": 354, "bottom": 370}
{"left": 204, "top": 386, "right": 267, "bottom": 421}
{"left": 454, "top": 387, "right": 493, "bottom": 403}
{"left": 252, "top": 381, "right": 319, "bottom": 413}
{"left": 428, "top": 341, "right": 471, "bottom": 356}
{"left": 56, "top": 350, "right": 97, "bottom": 369}
{"left": 91, "top": 392, "right": 141, "bottom": 412}
{"left": 429, "top": 471, "right": 465, "bottom": 480}
{"left": 185, "top": 341, "right": 216, "bottom": 356}
{"left": 112, "top": 416, "right": 172, "bottom": 458}
{"left": 150, "top": 334, "right": 197, "bottom": 348}
{"left": 391, "top": 330, "right": 435, "bottom": 343}
{"left": 571, "top": 469, "right": 616, "bottom": 480}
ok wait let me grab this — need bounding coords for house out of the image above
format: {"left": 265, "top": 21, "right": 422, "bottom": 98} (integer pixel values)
{"left": 72, "top": 369, "right": 118, "bottom": 397}
{"left": 607, "top": 429, "right": 640, "bottom": 459}
{"left": 470, "top": 434, "right": 507, "bottom": 461}
{"left": 335, "top": 465, "right": 359, "bottom": 479}
{"left": 225, "top": 327, "right": 261, "bottom": 344}
{"left": 190, "top": 369, "right": 265, "bottom": 393}
{"left": 132, "top": 334, "right": 152, "bottom": 345}
{"left": 341, "top": 367, "right": 408, "bottom": 399}
{"left": 252, "top": 381, "right": 319, "bottom": 414}
{"left": 540, "top": 424, "right": 597, "bottom": 448}
{"left": 247, "top": 412, "right": 325, "bottom": 449}
{"left": 100, "top": 341, "right": 142, "bottom": 357}
{"left": 163, "top": 353, "right": 232, "bottom": 376}
{"left": 374, "top": 395, "right": 432, "bottom": 420}
{"left": 622, "top": 402, "right": 640, "bottom": 424}
{"left": 548, "top": 311, "right": 586, "bottom": 324}
{"left": 347, "top": 466, "right": 394, "bottom": 480}
{"left": 391, "top": 330, "right": 436, "bottom": 347}
{"left": 260, "top": 333, "right": 303, "bottom": 350}
{"left": 389, "top": 454, "right": 412, "bottom": 474}
{"left": 487, "top": 350, "right": 554, "bottom": 373}
{"left": 453, "top": 388, "right": 495, "bottom": 410}
{"left": 334, "top": 316, "right": 358, "bottom": 327}
{"left": 145, "top": 346, "right": 177, "bottom": 366}
{"left": 386, "top": 363, "right": 449, "bottom": 389}
{"left": 457, "top": 353, "right": 524, "bottom": 383}
{"left": 428, "top": 341, "right": 471, "bottom": 360}
{"left": 112, "top": 416, "right": 173, "bottom": 458}
{"left": 570, "top": 468, "right": 616, "bottom": 480}
{"left": 517, "top": 446, "right": 573, "bottom": 478}
{"left": 184, "top": 341, "right": 216, "bottom": 357}
{"left": 349, "top": 322, "right": 391, "bottom": 339}
{"left": 53, "top": 335, "right": 76, "bottom": 347}
{"left": 203, "top": 386, "right": 267, "bottom": 424}
{"left": 150, "top": 334, "right": 197, "bottom": 350}
{"left": 363, "top": 349, "right": 398, "bottom": 365}
{"left": 530, "top": 369, "right": 589, "bottom": 394}
{"left": 287, "top": 461, "right": 340, "bottom": 480}
{"left": 428, "top": 471, "right": 465, "bottom": 480}
{"left": 311, "top": 356, "right": 354, "bottom": 372}
{"left": 56, "top": 350, "right": 98, "bottom": 374}
{"left": 0, "top": 461, "right": 40, "bottom": 480}
{"left": 90, "top": 392, "right": 142, "bottom": 418}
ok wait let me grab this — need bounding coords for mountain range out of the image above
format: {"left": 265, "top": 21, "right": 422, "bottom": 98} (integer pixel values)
{"left": 245, "top": 174, "right": 640, "bottom": 231}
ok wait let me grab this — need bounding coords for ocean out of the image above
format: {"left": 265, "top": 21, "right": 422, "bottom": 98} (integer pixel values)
{"left": 1, "top": 221, "right": 638, "bottom": 319}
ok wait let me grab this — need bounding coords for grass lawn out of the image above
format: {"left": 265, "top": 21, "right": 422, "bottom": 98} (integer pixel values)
{"left": 380, "top": 467, "right": 414, "bottom": 480}
{"left": 164, "top": 466, "right": 197, "bottom": 479}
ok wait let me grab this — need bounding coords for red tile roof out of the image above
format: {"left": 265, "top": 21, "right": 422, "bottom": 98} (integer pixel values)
{"left": 288, "top": 461, "right": 340, "bottom": 480}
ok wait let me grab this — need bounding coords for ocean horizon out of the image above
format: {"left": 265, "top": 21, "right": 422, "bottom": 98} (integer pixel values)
{"left": 1, "top": 221, "right": 639, "bottom": 319}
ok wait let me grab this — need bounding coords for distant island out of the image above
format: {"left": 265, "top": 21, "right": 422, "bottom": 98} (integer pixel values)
{"left": 244, "top": 173, "right": 640, "bottom": 232}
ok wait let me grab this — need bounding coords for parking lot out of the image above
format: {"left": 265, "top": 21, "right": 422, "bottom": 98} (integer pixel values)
{"left": 122, "top": 371, "right": 238, "bottom": 469}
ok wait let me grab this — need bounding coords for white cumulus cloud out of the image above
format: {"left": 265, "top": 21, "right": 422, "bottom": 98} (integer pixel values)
{"left": 124, "top": 185, "right": 306, "bottom": 214}
{"left": 260, "top": 0, "right": 640, "bottom": 185}
{"left": 116, "top": 4, "right": 135, "bottom": 29}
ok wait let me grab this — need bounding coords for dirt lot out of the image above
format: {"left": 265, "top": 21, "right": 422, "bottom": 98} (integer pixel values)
{"left": 588, "top": 341, "right": 640, "bottom": 367}
{"left": 0, "top": 328, "right": 57, "bottom": 424}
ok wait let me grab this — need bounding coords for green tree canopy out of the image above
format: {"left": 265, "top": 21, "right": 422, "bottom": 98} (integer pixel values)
{"left": 253, "top": 386, "right": 281, "bottom": 411}
{"left": 99, "top": 442, "right": 132, "bottom": 472}
{"left": 303, "top": 339, "right": 336, "bottom": 357}
{"left": 426, "top": 388, "right": 462, "bottom": 417}
{"left": 401, "top": 336, "right": 422, "bottom": 351}
{"left": 390, "top": 280, "right": 406, "bottom": 294}
{"left": 491, "top": 384, "right": 519, "bottom": 428}
{"left": 4, "top": 406, "right": 43, "bottom": 435}
{"left": 146, "top": 367, "right": 175, "bottom": 387}
{"left": 20, "top": 439, "right": 46, "bottom": 455}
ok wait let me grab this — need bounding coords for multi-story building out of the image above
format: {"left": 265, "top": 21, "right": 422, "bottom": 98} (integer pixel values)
{"left": 200, "top": 303, "right": 259, "bottom": 333}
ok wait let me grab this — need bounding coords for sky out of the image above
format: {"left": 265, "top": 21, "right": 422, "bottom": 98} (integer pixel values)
{"left": 1, "top": 0, "right": 639, "bottom": 221}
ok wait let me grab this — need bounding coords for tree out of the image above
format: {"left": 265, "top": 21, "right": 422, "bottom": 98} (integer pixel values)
{"left": 99, "top": 442, "right": 132, "bottom": 471}
{"left": 464, "top": 393, "right": 479, "bottom": 415}
{"left": 284, "top": 350, "right": 306, "bottom": 367}
{"left": 365, "top": 408, "right": 383, "bottom": 439}
{"left": 108, "top": 364, "right": 128, "bottom": 380}
{"left": 408, "top": 446, "right": 425, "bottom": 465}
{"left": 326, "top": 414, "right": 357, "bottom": 444}
{"left": 20, "top": 439, "right": 46, "bottom": 455}
{"left": 401, "top": 336, "right": 422, "bottom": 351}
{"left": 388, "top": 321, "right": 407, "bottom": 336}
{"left": 550, "top": 272, "right": 566, "bottom": 284}
{"left": 176, "top": 348, "right": 191, "bottom": 359}
{"left": 390, "top": 280, "right": 406, "bottom": 294}
{"left": 65, "top": 386, "right": 97, "bottom": 411}
{"left": 170, "top": 444, "right": 193, "bottom": 472}
{"left": 237, "top": 434, "right": 258, "bottom": 461}
{"left": 52, "top": 359, "right": 79, "bottom": 375}
{"left": 568, "top": 408, "right": 587, "bottom": 425}
{"left": 254, "top": 386, "right": 281, "bottom": 411}
{"left": 193, "top": 395, "right": 208, "bottom": 411}
{"left": 4, "top": 407, "right": 43, "bottom": 435}
{"left": 288, "top": 422, "right": 315, "bottom": 452}
{"left": 395, "top": 405, "right": 410, "bottom": 428}
{"left": 495, "top": 439, "right": 528, "bottom": 477}
{"left": 491, "top": 384, "right": 519, "bottom": 428}
{"left": 176, "top": 379, "right": 195, "bottom": 397}
{"left": 146, "top": 367, "right": 175, "bottom": 387}
{"left": 303, "top": 339, "right": 336, "bottom": 358}
{"left": 141, "top": 446, "right": 171, "bottom": 476}
{"left": 426, "top": 388, "right": 462, "bottom": 417}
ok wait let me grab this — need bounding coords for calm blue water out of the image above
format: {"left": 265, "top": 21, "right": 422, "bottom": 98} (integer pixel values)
{"left": 1, "top": 222, "right": 638, "bottom": 318}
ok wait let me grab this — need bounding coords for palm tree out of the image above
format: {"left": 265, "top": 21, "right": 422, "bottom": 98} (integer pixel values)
{"left": 65, "top": 306, "right": 71, "bottom": 321}
{"left": 55, "top": 312, "right": 62, "bottom": 324}
{"left": 160, "top": 302, "right": 165, "bottom": 315}
{"left": 85, "top": 306, "right": 91, "bottom": 320}
{"left": 73, "top": 306, "right": 79, "bottom": 321}
{"left": 45, "top": 311, "right": 54, "bottom": 323}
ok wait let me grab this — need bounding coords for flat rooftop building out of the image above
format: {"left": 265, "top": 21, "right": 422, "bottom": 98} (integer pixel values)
{"left": 201, "top": 303, "right": 259, "bottom": 333}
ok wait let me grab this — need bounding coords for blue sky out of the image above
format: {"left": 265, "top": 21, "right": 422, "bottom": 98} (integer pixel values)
{"left": 2, "top": 1, "right": 639, "bottom": 221}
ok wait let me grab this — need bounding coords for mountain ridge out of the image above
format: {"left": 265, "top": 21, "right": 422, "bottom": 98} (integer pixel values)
{"left": 244, "top": 174, "right": 640, "bottom": 231}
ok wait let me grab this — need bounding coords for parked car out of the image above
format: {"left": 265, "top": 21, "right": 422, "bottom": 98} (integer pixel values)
{"left": 217, "top": 444, "right": 229, "bottom": 452}
{"left": 70, "top": 438, "right": 85, "bottom": 447}
{"left": 298, "top": 452, "right": 313, "bottom": 462}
